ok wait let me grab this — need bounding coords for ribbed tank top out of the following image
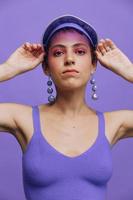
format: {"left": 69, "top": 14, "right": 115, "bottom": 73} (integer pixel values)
{"left": 22, "top": 105, "right": 113, "bottom": 200}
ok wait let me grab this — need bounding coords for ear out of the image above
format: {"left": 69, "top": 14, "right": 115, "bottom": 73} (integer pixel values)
{"left": 42, "top": 61, "right": 50, "bottom": 76}
{"left": 91, "top": 60, "right": 97, "bottom": 74}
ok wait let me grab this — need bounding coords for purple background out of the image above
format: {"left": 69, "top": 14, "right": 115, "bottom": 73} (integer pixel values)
{"left": 0, "top": 0, "right": 133, "bottom": 199}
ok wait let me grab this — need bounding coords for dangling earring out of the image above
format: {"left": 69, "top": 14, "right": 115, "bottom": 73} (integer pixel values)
{"left": 90, "top": 73, "right": 99, "bottom": 100}
{"left": 47, "top": 75, "right": 55, "bottom": 104}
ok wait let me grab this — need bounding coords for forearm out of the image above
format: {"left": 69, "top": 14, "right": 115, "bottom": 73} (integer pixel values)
{"left": 0, "top": 62, "right": 20, "bottom": 82}
{"left": 126, "top": 64, "right": 133, "bottom": 83}
{"left": 117, "top": 63, "right": 133, "bottom": 83}
{"left": 96, "top": 39, "right": 133, "bottom": 83}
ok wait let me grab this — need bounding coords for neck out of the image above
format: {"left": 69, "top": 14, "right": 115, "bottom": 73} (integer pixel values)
{"left": 48, "top": 87, "right": 93, "bottom": 117}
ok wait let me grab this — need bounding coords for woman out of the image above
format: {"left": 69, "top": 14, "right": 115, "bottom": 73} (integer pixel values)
{"left": 0, "top": 15, "right": 133, "bottom": 200}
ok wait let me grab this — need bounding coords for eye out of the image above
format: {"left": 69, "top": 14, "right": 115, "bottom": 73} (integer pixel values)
{"left": 76, "top": 49, "right": 86, "bottom": 55}
{"left": 53, "top": 51, "right": 63, "bottom": 57}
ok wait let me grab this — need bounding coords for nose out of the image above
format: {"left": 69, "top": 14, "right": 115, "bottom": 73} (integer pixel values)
{"left": 64, "top": 50, "right": 75, "bottom": 66}
{"left": 65, "top": 59, "right": 75, "bottom": 66}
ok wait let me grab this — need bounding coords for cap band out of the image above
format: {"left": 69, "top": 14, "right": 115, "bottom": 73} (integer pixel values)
{"left": 45, "top": 22, "right": 94, "bottom": 48}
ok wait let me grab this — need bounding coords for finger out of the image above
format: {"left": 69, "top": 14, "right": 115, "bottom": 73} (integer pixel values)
{"left": 37, "top": 48, "right": 46, "bottom": 57}
{"left": 32, "top": 44, "right": 46, "bottom": 55}
{"left": 30, "top": 44, "right": 44, "bottom": 52}
{"left": 96, "top": 47, "right": 102, "bottom": 56}
{"left": 28, "top": 43, "right": 41, "bottom": 52}
{"left": 22, "top": 44, "right": 27, "bottom": 50}
{"left": 37, "top": 44, "right": 43, "bottom": 48}
{"left": 39, "top": 45, "right": 45, "bottom": 52}
{"left": 36, "top": 45, "right": 45, "bottom": 54}
{"left": 23, "top": 43, "right": 30, "bottom": 50}
{"left": 31, "top": 47, "right": 45, "bottom": 58}
{"left": 38, "top": 52, "right": 46, "bottom": 61}
{"left": 39, "top": 47, "right": 46, "bottom": 55}
{"left": 33, "top": 49, "right": 43, "bottom": 57}
{"left": 97, "top": 42, "right": 106, "bottom": 55}
{"left": 95, "top": 50, "right": 102, "bottom": 59}
{"left": 25, "top": 42, "right": 32, "bottom": 51}
{"left": 100, "top": 39, "right": 111, "bottom": 52}
{"left": 33, "top": 43, "right": 38, "bottom": 49}
{"left": 105, "top": 38, "right": 117, "bottom": 50}
{"left": 29, "top": 44, "right": 38, "bottom": 51}
{"left": 37, "top": 44, "right": 45, "bottom": 50}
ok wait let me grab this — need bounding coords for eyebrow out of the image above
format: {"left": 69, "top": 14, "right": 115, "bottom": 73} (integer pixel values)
{"left": 50, "top": 43, "right": 88, "bottom": 50}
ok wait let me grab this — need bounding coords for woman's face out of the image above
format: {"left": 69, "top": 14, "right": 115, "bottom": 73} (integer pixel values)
{"left": 44, "top": 30, "right": 97, "bottom": 91}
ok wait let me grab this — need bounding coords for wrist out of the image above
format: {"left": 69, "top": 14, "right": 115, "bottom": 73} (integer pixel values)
{"left": 4, "top": 60, "right": 21, "bottom": 75}
{"left": 1, "top": 61, "right": 20, "bottom": 79}
{"left": 127, "top": 63, "right": 133, "bottom": 83}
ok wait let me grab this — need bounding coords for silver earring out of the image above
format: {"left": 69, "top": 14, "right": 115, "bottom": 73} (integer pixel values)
{"left": 90, "top": 73, "right": 98, "bottom": 100}
{"left": 47, "top": 75, "right": 55, "bottom": 103}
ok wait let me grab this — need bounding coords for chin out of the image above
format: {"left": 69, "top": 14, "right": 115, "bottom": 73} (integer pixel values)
{"left": 57, "top": 82, "right": 86, "bottom": 91}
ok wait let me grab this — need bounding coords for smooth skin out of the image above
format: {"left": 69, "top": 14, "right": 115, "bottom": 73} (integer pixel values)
{"left": 0, "top": 30, "right": 133, "bottom": 156}
{"left": 43, "top": 30, "right": 97, "bottom": 116}
{"left": 96, "top": 38, "right": 133, "bottom": 82}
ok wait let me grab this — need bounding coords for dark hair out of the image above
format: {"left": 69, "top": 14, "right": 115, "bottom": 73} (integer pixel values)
{"left": 42, "top": 27, "right": 97, "bottom": 68}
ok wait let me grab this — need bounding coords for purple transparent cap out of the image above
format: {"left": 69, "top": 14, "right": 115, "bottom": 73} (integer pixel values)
{"left": 42, "top": 15, "right": 98, "bottom": 50}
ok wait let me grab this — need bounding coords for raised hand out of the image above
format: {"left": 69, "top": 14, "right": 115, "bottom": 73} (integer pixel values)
{"left": 5, "top": 42, "right": 46, "bottom": 73}
{"left": 95, "top": 39, "right": 132, "bottom": 76}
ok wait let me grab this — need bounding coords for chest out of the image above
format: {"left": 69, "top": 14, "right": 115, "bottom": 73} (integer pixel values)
{"left": 16, "top": 107, "right": 114, "bottom": 157}
{"left": 39, "top": 114, "right": 99, "bottom": 157}
{"left": 22, "top": 109, "right": 113, "bottom": 189}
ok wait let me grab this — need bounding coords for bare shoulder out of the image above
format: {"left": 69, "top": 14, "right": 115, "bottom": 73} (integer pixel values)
{"left": 7, "top": 103, "right": 33, "bottom": 151}
{"left": 9, "top": 103, "right": 33, "bottom": 128}
{"left": 0, "top": 102, "right": 32, "bottom": 134}
{"left": 0, "top": 103, "right": 34, "bottom": 153}
{"left": 10, "top": 104, "right": 133, "bottom": 151}
{"left": 12, "top": 103, "right": 48, "bottom": 152}
{"left": 12, "top": 103, "right": 33, "bottom": 135}
{"left": 103, "top": 109, "right": 133, "bottom": 146}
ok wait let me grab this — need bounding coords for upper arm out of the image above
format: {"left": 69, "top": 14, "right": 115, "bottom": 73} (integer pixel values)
{"left": 0, "top": 103, "right": 23, "bottom": 135}
{"left": 112, "top": 109, "right": 133, "bottom": 141}
{"left": 104, "top": 109, "right": 133, "bottom": 146}
{"left": 119, "top": 110, "right": 133, "bottom": 139}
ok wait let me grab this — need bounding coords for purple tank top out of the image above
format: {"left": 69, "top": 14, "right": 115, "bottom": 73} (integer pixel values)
{"left": 22, "top": 105, "right": 113, "bottom": 200}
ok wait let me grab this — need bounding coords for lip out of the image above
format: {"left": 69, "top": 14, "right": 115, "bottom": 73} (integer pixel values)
{"left": 63, "top": 69, "right": 79, "bottom": 73}
{"left": 63, "top": 71, "right": 78, "bottom": 75}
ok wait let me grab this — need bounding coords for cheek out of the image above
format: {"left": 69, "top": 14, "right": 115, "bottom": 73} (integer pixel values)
{"left": 77, "top": 51, "right": 92, "bottom": 62}
{"left": 78, "top": 56, "right": 92, "bottom": 80}
{"left": 77, "top": 56, "right": 92, "bottom": 70}
{"left": 47, "top": 54, "right": 63, "bottom": 69}
{"left": 47, "top": 57, "right": 62, "bottom": 80}
{"left": 84, "top": 54, "right": 92, "bottom": 63}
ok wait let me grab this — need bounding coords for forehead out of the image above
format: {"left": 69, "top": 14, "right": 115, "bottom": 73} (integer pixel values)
{"left": 49, "top": 29, "right": 90, "bottom": 46}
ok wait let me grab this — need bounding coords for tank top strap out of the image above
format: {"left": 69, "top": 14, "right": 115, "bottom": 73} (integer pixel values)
{"left": 96, "top": 110, "right": 105, "bottom": 137}
{"left": 32, "top": 105, "right": 41, "bottom": 134}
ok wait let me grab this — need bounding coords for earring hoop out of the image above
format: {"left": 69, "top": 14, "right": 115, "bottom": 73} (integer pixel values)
{"left": 47, "top": 75, "right": 55, "bottom": 103}
{"left": 90, "top": 73, "right": 99, "bottom": 100}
